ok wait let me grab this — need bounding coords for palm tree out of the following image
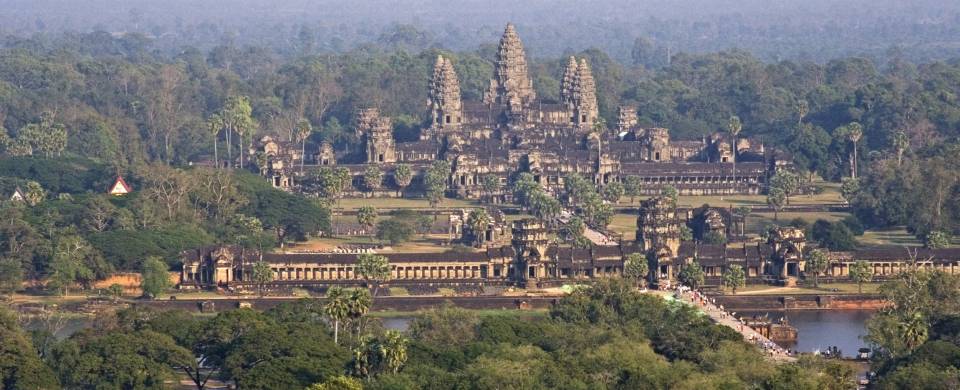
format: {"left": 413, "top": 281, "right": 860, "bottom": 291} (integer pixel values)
{"left": 727, "top": 116, "right": 742, "bottom": 186}
{"left": 847, "top": 122, "right": 863, "bottom": 179}
{"left": 466, "top": 209, "right": 492, "bottom": 246}
{"left": 207, "top": 114, "right": 224, "bottom": 168}
{"left": 899, "top": 312, "right": 929, "bottom": 352}
{"left": 347, "top": 289, "right": 372, "bottom": 340}
{"left": 294, "top": 119, "right": 312, "bottom": 174}
{"left": 379, "top": 330, "right": 409, "bottom": 373}
{"left": 324, "top": 287, "right": 350, "bottom": 344}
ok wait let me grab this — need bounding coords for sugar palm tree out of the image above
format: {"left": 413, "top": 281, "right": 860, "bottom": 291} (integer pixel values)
{"left": 466, "top": 209, "right": 492, "bottom": 246}
{"left": 347, "top": 288, "right": 372, "bottom": 339}
{"left": 324, "top": 287, "right": 350, "bottom": 344}
{"left": 847, "top": 122, "right": 863, "bottom": 179}
{"left": 899, "top": 312, "right": 928, "bottom": 352}
{"left": 294, "top": 119, "right": 312, "bottom": 174}
{"left": 207, "top": 114, "right": 224, "bottom": 168}
{"left": 727, "top": 115, "right": 742, "bottom": 186}
{"left": 379, "top": 330, "right": 409, "bottom": 373}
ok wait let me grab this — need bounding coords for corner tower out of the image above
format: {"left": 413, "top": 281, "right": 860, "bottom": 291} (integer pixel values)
{"left": 484, "top": 23, "right": 536, "bottom": 109}
{"left": 428, "top": 55, "right": 463, "bottom": 131}
{"left": 572, "top": 58, "right": 598, "bottom": 127}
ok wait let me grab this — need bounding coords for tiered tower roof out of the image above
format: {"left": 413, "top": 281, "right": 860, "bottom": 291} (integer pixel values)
{"left": 560, "top": 56, "right": 578, "bottom": 109}
{"left": 485, "top": 23, "right": 536, "bottom": 107}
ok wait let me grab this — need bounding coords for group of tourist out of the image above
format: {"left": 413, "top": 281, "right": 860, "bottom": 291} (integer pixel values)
{"left": 674, "top": 286, "right": 793, "bottom": 358}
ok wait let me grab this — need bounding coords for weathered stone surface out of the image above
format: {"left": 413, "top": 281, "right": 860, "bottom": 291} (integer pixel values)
{"left": 484, "top": 23, "right": 536, "bottom": 108}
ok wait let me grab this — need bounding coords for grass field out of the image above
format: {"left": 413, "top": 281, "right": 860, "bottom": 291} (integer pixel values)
{"left": 608, "top": 213, "right": 637, "bottom": 241}
{"left": 334, "top": 197, "right": 483, "bottom": 210}
{"left": 859, "top": 227, "right": 922, "bottom": 247}
{"left": 734, "top": 282, "right": 881, "bottom": 295}
{"left": 288, "top": 235, "right": 462, "bottom": 253}
{"left": 612, "top": 180, "right": 845, "bottom": 209}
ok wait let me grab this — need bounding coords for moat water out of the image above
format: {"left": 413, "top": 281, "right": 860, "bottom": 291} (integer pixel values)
{"left": 741, "top": 310, "right": 873, "bottom": 357}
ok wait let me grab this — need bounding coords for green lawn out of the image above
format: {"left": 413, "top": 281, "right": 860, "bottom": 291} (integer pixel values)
{"left": 334, "top": 197, "right": 483, "bottom": 210}
{"left": 733, "top": 282, "right": 880, "bottom": 295}
{"left": 746, "top": 211, "right": 850, "bottom": 234}
{"left": 288, "top": 235, "right": 463, "bottom": 254}
{"left": 615, "top": 180, "right": 845, "bottom": 209}
{"left": 609, "top": 213, "right": 637, "bottom": 241}
{"left": 859, "top": 227, "right": 922, "bottom": 247}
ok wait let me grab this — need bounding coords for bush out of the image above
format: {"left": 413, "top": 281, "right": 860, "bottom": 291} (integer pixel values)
{"left": 376, "top": 219, "right": 415, "bottom": 244}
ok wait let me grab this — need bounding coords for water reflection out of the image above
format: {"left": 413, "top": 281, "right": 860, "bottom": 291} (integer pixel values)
{"left": 743, "top": 310, "right": 873, "bottom": 357}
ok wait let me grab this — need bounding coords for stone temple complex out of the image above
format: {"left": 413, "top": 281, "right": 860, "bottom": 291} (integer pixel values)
{"left": 180, "top": 24, "right": 960, "bottom": 293}
{"left": 256, "top": 23, "right": 776, "bottom": 200}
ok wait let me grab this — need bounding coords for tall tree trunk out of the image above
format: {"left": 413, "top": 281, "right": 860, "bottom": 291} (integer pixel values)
{"left": 213, "top": 136, "right": 219, "bottom": 168}
{"left": 301, "top": 141, "right": 306, "bottom": 174}
{"left": 333, "top": 320, "right": 339, "bottom": 344}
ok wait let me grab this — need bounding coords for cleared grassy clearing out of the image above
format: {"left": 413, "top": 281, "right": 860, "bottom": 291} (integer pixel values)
{"left": 334, "top": 197, "right": 482, "bottom": 210}
{"left": 858, "top": 227, "right": 922, "bottom": 247}
{"left": 288, "top": 235, "right": 461, "bottom": 254}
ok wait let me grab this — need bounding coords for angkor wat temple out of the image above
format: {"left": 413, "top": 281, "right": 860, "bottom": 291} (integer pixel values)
{"left": 256, "top": 23, "right": 785, "bottom": 199}
{"left": 181, "top": 196, "right": 960, "bottom": 291}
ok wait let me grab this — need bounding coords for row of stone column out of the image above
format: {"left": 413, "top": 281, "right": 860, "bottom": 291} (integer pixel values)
{"left": 829, "top": 261, "right": 959, "bottom": 277}
{"left": 268, "top": 264, "right": 492, "bottom": 281}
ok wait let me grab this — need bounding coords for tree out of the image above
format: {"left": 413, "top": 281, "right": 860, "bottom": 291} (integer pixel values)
{"left": 347, "top": 289, "right": 373, "bottom": 339}
{"left": 602, "top": 182, "right": 624, "bottom": 204}
{"left": 678, "top": 261, "right": 705, "bottom": 289}
{"left": 891, "top": 130, "right": 909, "bottom": 167}
{"left": 923, "top": 231, "right": 950, "bottom": 249}
{"left": 480, "top": 174, "right": 501, "bottom": 203}
{"left": 723, "top": 264, "right": 746, "bottom": 294}
{"left": 849, "top": 260, "right": 873, "bottom": 293}
{"left": 466, "top": 209, "right": 492, "bottom": 246}
{"left": 222, "top": 96, "right": 258, "bottom": 169}
{"left": 623, "top": 253, "right": 649, "bottom": 286}
{"left": 48, "top": 236, "right": 102, "bottom": 295}
{"left": 84, "top": 195, "right": 118, "bottom": 232}
{"left": 0, "top": 258, "right": 23, "bottom": 295}
{"left": 324, "top": 287, "right": 350, "bottom": 345}
{"left": 363, "top": 164, "right": 383, "bottom": 195}
{"left": 661, "top": 185, "right": 678, "bottom": 204}
{"left": 23, "top": 180, "right": 44, "bottom": 206}
{"left": 251, "top": 261, "right": 273, "bottom": 297}
{"left": 294, "top": 119, "right": 312, "bottom": 174}
{"left": 315, "top": 167, "right": 351, "bottom": 203}
{"left": 207, "top": 114, "right": 224, "bottom": 168}
{"left": 769, "top": 170, "right": 800, "bottom": 204}
{"left": 393, "top": 164, "right": 413, "bottom": 196}
{"left": 728, "top": 115, "right": 742, "bottom": 184}
{"left": 805, "top": 249, "right": 830, "bottom": 287}
{"left": 378, "top": 330, "right": 409, "bottom": 374}
{"left": 376, "top": 219, "right": 414, "bottom": 244}
{"left": 308, "top": 376, "right": 363, "bottom": 390}
{"left": 898, "top": 312, "right": 928, "bottom": 353}
{"left": 108, "top": 283, "right": 123, "bottom": 300}
{"left": 0, "top": 308, "right": 59, "bottom": 389}
{"left": 357, "top": 206, "right": 377, "bottom": 237}
{"left": 847, "top": 122, "right": 863, "bottom": 179}
{"left": 50, "top": 329, "right": 193, "bottom": 389}
{"left": 356, "top": 253, "right": 390, "bottom": 297}
{"left": 623, "top": 175, "right": 642, "bottom": 203}
{"left": 424, "top": 161, "right": 450, "bottom": 208}
{"left": 140, "top": 256, "right": 171, "bottom": 298}
{"left": 840, "top": 177, "right": 860, "bottom": 204}
{"left": 766, "top": 187, "right": 786, "bottom": 220}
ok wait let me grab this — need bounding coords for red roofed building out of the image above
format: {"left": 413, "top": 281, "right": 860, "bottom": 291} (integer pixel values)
{"left": 108, "top": 176, "right": 132, "bottom": 196}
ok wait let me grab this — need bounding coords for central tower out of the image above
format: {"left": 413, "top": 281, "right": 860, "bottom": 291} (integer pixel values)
{"left": 484, "top": 23, "right": 536, "bottom": 110}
